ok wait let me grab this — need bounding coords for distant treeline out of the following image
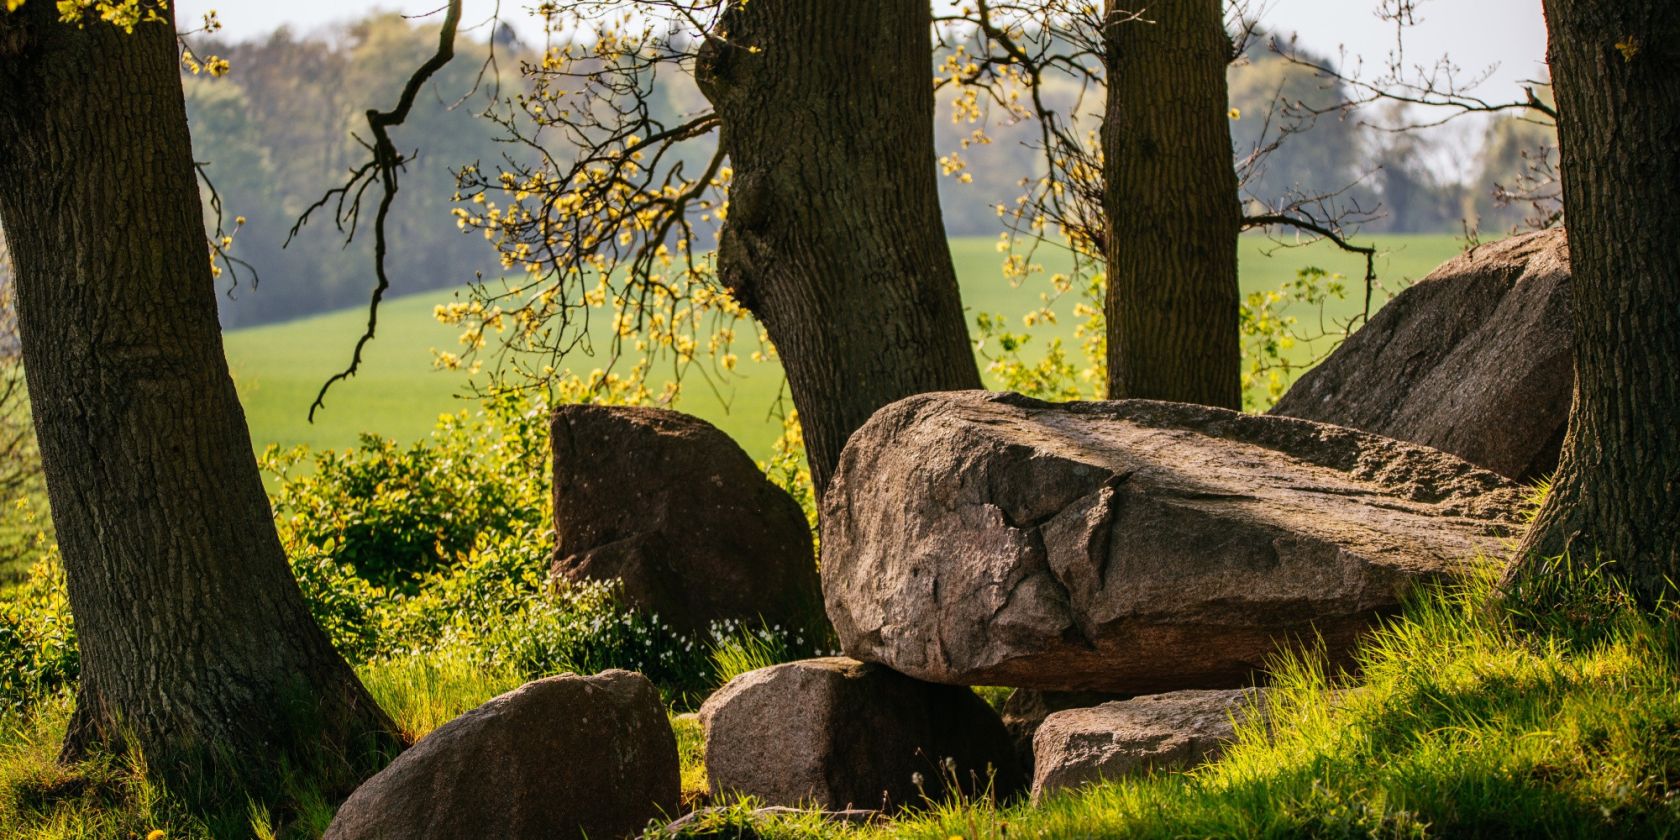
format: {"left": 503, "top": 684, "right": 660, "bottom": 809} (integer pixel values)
{"left": 184, "top": 15, "right": 1549, "bottom": 329}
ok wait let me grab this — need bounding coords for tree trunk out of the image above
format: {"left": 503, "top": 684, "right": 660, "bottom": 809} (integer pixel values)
{"left": 1102, "top": 2, "right": 1242, "bottom": 408}
{"left": 1502, "top": 0, "right": 1680, "bottom": 606}
{"left": 696, "top": 0, "right": 982, "bottom": 499}
{"left": 0, "top": 2, "right": 398, "bottom": 798}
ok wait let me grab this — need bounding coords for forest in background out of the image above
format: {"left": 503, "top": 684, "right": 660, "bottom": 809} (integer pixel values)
{"left": 185, "top": 12, "right": 1552, "bottom": 329}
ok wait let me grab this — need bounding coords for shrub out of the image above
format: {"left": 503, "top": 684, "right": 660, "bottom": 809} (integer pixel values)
{"left": 0, "top": 391, "right": 822, "bottom": 719}
{"left": 262, "top": 391, "right": 550, "bottom": 591}
{"left": 0, "top": 553, "right": 76, "bottom": 713}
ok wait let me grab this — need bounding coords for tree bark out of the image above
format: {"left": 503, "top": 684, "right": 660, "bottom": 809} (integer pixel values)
{"left": 0, "top": 2, "right": 398, "bottom": 797}
{"left": 696, "top": 0, "right": 982, "bottom": 499}
{"left": 1102, "top": 2, "right": 1242, "bottom": 408}
{"left": 1503, "top": 0, "right": 1680, "bottom": 606}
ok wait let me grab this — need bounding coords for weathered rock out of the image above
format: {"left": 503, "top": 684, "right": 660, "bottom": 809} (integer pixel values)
{"left": 699, "top": 657, "right": 1027, "bottom": 810}
{"left": 326, "top": 670, "right": 679, "bottom": 840}
{"left": 822, "top": 391, "right": 1525, "bottom": 693}
{"left": 1031, "top": 689, "right": 1265, "bottom": 801}
{"left": 1000, "top": 689, "right": 1129, "bottom": 773}
{"left": 1271, "top": 228, "right": 1571, "bottom": 481}
{"left": 550, "top": 405, "right": 822, "bottom": 634}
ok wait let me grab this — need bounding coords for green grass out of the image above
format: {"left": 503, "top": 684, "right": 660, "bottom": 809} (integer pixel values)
{"left": 0, "top": 652, "right": 708, "bottom": 839}
{"left": 8, "top": 539, "right": 1680, "bottom": 837}
{"left": 661, "top": 561, "right": 1680, "bottom": 839}
{"left": 225, "top": 234, "right": 1468, "bottom": 461}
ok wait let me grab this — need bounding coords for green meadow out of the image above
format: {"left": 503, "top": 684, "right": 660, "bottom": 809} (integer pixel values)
{"left": 225, "top": 233, "right": 1467, "bottom": 460}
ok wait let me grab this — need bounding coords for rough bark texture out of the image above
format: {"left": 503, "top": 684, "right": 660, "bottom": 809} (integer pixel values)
{"left": 1272, "top": 229, "right": 1573, "bottom": 482}
{"left": 1102, "top": 2, "right": 1242, "bottom": 408}
{"left": 1505, "top": 1, "right": 1680, "bottom": 604}
{"left": 326, "top": 671, "right": 679, "bottom": 840}
{"left": 695, "top": 0, "right": 982, "bottom": 498}
{"left": 822, "top": 392, "right": 1525, "bottom": 693}
{"left": 0, "top": 4, "right": 397, "bottom": 787}
{"left": 549, "top": 405, "right": 822, "bottom": 635}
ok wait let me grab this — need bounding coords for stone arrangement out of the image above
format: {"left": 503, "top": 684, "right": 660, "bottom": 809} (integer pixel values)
{"left": 333, "top": 347, "right": 1535, "bottom": 836}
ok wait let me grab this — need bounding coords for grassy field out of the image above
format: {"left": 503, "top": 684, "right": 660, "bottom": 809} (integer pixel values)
{"left": 225, "top": 233, "right": 1468, "bottom": 460}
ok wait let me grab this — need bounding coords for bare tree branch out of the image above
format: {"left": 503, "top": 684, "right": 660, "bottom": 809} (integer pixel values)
{"left": 292, "top": 0, "right": 465, "bottom": 422}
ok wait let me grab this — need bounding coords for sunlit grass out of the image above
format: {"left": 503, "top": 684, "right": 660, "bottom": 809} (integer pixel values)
{"left": 666, "top": 561, "right": 1680, "bottom": 839}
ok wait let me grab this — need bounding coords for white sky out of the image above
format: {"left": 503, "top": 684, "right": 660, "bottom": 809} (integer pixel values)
{"left": 176, "top": 0, "right": 1548, "bottom": 99}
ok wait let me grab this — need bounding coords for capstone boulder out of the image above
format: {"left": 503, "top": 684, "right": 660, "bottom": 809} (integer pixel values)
{"left": 822, "top": 391, "right": 1525, "bottom": 693}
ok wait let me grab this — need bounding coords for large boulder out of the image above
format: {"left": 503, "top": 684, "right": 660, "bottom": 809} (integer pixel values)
{"left": 1271, "top": 228, "right": 1571, "bottom": 481}
{"left": 550, "top": 405, "right": 822, "bottom": 634}
{"left": 699, "top": 657, "right": 1027, "bottom": 810}
{"left": 325, "top": 670, "right": 678, "bottom": 840}
{"left": 1031, "top": 689, "right": 1265, "bottom": 802}
{"left": 822, "top": 391, "right": 1525, "bottom": 693}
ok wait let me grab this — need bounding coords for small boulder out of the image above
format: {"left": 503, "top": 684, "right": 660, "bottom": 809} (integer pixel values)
{"left": 1271, "top": 228, "right": 1571, "bottom": 481}
{"left": 822, "top": 391, "right": 1524, "bottom": 693}
{"left": 1031, "top": 689, "right": 1265, "bottom": 801}
{"left": 1000, "top": 689, "right": 1129, "bottom": 772}
{"left": 325, "top": 670, "right": 678, "bottom": 840}
{"left": 550, "top": 405, "right": 822, "bottom": 634}
{"left": 699, "top": 657, "right": 1027, "bottom": 810}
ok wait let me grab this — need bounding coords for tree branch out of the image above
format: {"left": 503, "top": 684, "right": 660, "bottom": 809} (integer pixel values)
{"left": 302, "top": 0, "right": 464, "bottom": 422}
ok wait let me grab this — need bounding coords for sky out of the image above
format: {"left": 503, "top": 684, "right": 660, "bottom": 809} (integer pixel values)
{"left": 175, "top": 0, "right": 1548, "bottom": 99}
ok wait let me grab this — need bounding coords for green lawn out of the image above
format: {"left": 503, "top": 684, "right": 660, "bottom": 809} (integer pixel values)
{"left": 225, "top": 233, "right": 1468, "bottom": 460}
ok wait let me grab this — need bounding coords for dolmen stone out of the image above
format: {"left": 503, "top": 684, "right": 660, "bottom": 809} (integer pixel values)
{"left": 822, "top": 391, "right": 1525, "bottom": 693}
{"left": 1272, "top": 228, "right": 1571, "bottom": 482}
{"left": 1031, "top": 689, "right": 1265, "bottom": 802}
{"left": 698, "top": 657, "right": 1027, "bottom": 810}
{"left": 325, "top": 670, "right": 678, "bottom": 840}
{"left": 550, "top": 404, "right": 822, "bottom": 634}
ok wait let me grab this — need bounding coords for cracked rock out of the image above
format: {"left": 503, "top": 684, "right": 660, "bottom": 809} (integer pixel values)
{"left": 820, "top": 391, "right": 1524, "bottom": 693}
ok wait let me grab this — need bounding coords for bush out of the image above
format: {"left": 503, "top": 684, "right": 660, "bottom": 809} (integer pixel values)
{"left": 262, "top": 392, "right": 550, "bottom": 591}
{"left": 0, "top": 392, "right": 822, "bottom": 719}
{"left": 266, "top": 392, "right": 820, "bottom": 709}
{"left": 361, "top": 535, "right": 821, "bottom": 710}
{"left": 0, "top": 554, "right": 76, "bottom": 714}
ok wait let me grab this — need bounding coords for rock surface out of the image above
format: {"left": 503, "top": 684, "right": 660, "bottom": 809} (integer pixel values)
{"left": 1031, "top": 689, "right": 1265, "bottom": 801}
{"left": 550, "top": 405, "right": 821, "bottom": 634}
{"left": 822, "top": 391, "right": 1525, "bottom": 693}
{"left": 325, "top": 670, "right": 678, "bottom": 840}
{"left": 1000, "top": 689, "right": 1129, "bottom": 772}
{"left": 699, "top": 657, "right": 1026, "bottom": 810}
{"left": 1271, "top": 228, "right": 1571, "bottom": 481}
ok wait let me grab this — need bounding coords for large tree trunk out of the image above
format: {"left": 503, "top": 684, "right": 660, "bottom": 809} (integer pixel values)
{"left": 0, "top": 2, "right": 398, "bottom": 797}
{"left": 1503, "top": 0, "right": 1680, "bottom": 605}
{"left": 1102, "top": 2, "right": 1242, "bottom": 408}
{"left": 696, "top": 0, "right": 982, "bottom": 499}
